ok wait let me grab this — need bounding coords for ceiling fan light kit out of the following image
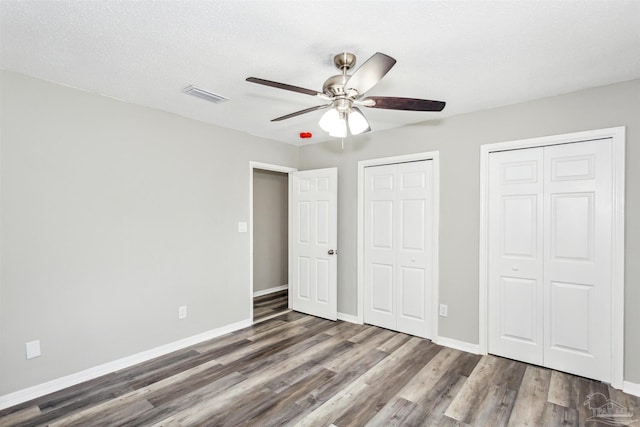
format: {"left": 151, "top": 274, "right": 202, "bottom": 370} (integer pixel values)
{"left": 348, "top": 108, "right": 370, "bottom": 135}
{"left": 246, "top": 52, "right": 446, "bottom": 139}
{"left": 318, "top": 108, "right": 341, "bottom": 133}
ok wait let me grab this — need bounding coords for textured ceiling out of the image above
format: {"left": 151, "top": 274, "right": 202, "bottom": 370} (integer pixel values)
{"left": 1, "top": 0, "right": 639, "bottom": 145}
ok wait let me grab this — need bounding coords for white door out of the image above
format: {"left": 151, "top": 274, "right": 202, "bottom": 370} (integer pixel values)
{"left": 289, "top": 168, "right": 338, "bottom": 321}
{"left": 543, "top": 141, "right": 612, "bottom": 381}
{"left": 364, "top": 160, "right": 434, "bottom": 338}
{"left": 488, "top": 147, "right": 545, "bottom": 366}
{"left": 488, "top": 139, "right": 613, "bottom": 382}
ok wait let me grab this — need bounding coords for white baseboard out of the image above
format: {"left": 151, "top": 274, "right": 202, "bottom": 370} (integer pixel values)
{"left": 624, "top": 381, "right": 640, "bottom": 397}
{"left": 434, "top": 335, "right": 481, "bottom": 355}
{"left": 253, "top": 284, "right": 288, "bottom": 298}
{"left": 337, "top": 312, "right": 361, "bottom": 324}
{"left": 0, "top": 318, "right": 252, "bottom": 411}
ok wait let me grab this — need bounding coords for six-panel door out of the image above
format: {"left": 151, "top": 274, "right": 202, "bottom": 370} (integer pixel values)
{"left": 488, "top": 139, "right": 613, "bottom": 382}
{"left": 364, "top": 160, "right": 434, "bottom": 338}
{"left": 289, "top": 168, "right": 338, "bottom": 321}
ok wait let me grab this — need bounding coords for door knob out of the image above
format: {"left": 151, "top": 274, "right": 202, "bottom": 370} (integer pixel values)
{"left": 512, "top": 265, "right": 519, "bottom": 271}
{"left": 328, "top": 249, "right": 336, "bottom": 255}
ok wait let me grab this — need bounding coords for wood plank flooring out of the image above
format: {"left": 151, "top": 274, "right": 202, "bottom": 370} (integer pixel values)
{"left": 1, "top": 311, "right": 639, "bottom": 426}
{"left": 253, "top": 289, "right": 289, "bottom": 323}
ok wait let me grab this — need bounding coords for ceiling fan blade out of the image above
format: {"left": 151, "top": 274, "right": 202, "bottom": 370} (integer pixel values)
{"left": 271, "top": 104, "right": 332, "bottom": 122}
{"left": 246, "top": 77, "right": 322, "bottom": 97}
{"left": 362, "top": 96, "right": 446, "bottom": 112}
{"left": 344, "top": 52, "right": 396, "bottom": 95}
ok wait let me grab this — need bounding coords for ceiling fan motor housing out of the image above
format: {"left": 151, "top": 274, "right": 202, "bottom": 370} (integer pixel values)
{"left": 324, "top": 53, "right": 360, "bottom": 98}
{"left": 323, "top": 74, "right": 349, "bottom": 97}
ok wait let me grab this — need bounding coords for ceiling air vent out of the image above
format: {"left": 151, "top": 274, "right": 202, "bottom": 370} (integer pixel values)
{"left": 182, "top": 85, "right": 228, "bottom": 104}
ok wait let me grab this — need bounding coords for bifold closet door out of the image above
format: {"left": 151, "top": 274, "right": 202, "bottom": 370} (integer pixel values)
{"left": 542, "top": 140, "right": 612, "bottom": 381}
{"left": 364, "top": 160, "right": 434, "bottom": 338}
{"left": 488, "top": 139, "right": 613, "bottom": 382}
{"left": 488, "top": 147, "right": 545, "bottom": 366}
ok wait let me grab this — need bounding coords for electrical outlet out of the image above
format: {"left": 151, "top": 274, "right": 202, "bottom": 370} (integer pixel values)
{"left": 439, "top": 304, "right": 448, "bottom": 317}
{"left": 26, "top": 340, "right": 41, "bottom": 359}
{"left": 178, "top": 306, "right": 187, "bottom": 319}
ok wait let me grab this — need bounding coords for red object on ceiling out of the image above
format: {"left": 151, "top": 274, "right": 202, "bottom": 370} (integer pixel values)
{"left": 299, "top": 132, "right": 312, "bottom": 139}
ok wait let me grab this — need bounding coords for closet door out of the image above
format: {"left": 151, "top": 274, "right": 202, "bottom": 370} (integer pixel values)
{"left": 488, "top": 139, "right": 613, "bottom": 382}
{"left": 543, "top": 140, "right": 612, "bottom": 382}
{"left": 396, "top": 160, "right": 433, "bottom": 338}
{"left": 488, "top": 147, "right": 545, "bottom": 365}
{"left": 364, "top": 160, "right": 433, "bottom": 338}
{"left": 364, "top": 163, "right": 397, "bottom": 330}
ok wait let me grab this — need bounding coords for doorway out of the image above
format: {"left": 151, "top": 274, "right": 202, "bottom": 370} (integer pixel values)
{"left": 249, "top": 162, "right": 339, "bottom": 324}
{"left": 249, "top": 162, "right": 296, "bottom": 323}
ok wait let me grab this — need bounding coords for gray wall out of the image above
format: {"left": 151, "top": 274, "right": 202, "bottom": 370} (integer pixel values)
{"left": 0, "top": 71, "right": 298, "bottom": 394}
{"left": 253, "top": 169, "right": 288, "bottom": 293}
{"left": 298, "top": 78, "right": 640, "bottom": 383}
{"left": 2, "top": 70, "right": 639, "bottom": 397}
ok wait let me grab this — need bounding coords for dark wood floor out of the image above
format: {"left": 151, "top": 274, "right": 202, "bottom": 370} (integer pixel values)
{"left": 253, "top": 289, "right": 289, "bottom": 323}
{"left": 1, "top": 311, "right": 639, "bottom": 426}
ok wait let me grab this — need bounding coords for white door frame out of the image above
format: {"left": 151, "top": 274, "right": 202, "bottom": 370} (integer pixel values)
{"left": 357, "top": 151, "right": 440, "bottom": 338}
{"left": 478, "top": 126, "right": 625, "bottom": 389}
{"left": 249, "top": 161, "right": 297, "bottom": 321}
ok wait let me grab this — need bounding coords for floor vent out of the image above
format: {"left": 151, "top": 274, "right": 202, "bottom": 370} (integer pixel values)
{"left": 182, "top": 85, "right": 228, "bottom": 104}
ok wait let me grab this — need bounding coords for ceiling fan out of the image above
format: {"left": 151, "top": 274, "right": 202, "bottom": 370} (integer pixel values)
{"left": 246, "top": 52, "right": 446, "bottom": 138}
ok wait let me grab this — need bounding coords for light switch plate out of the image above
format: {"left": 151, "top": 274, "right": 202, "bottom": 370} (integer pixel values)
{"left": 238, "top": 222, "right": 248, "bottom": 233}
{"left": 439, "top": 304, "right": 448, "bottom": 317}
{"left": 26, "top": 340, "right": 41, "bottom": 359}
{"left": 178, "top": 305, "right": 187, "bottom": 319}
